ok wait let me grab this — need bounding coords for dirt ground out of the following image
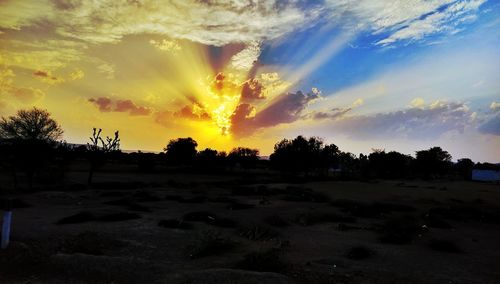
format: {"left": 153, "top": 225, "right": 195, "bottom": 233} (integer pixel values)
{"left": 0, "top": 170, "right": 499, "bottom": 284}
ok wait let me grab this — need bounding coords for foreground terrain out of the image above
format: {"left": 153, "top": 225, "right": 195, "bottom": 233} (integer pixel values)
{"left": 1, "top": 170, "right": 499, "bottom": 283}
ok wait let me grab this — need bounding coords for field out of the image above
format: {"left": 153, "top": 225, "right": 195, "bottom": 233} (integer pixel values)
{"left": 1, "top": 168, "right": 499, "bottom": 284}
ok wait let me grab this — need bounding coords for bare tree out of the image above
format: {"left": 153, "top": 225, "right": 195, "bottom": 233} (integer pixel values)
{"left": 0, "top": 108, "right": 63, "bottom": 141}
{"left": 86, "top": 128, "right": 120, "bottom": 185}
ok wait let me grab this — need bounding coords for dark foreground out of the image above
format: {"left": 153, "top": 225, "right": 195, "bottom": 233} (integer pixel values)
{"left": 1, "top": 171, "right": 499, "bottom": 284}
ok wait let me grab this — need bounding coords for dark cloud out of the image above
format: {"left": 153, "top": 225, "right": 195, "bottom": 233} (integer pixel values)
{"left": 240, "top": 78, "right": 265, "bottom": 102}
{"left": 311, "top": 107, "right": 351, "bottom": 120}
{"left": 88, "top": 97, "right": 113, "bottom": 112}
{"left": 174, "top": 104, "right": 211, "bottom": 120}
{"left": 33, "top": 70, "right": 49, "bottom": 77}
{"left": 33, "top": 70, "right": 58, "bottom": 80}
{"left": 478, "top": 114, "right": 500, "bottom": 136}
{"left": 230, "top": 90, "right": 320, "bottom": 137}
{"left": 115, "top": 99, "right": 152, "bottom": 116}
{"left": 88, "top": 97, "right": 151, "bottom": 116}
{"left": 327, "top": 102, "right": 473, "bottom": 139}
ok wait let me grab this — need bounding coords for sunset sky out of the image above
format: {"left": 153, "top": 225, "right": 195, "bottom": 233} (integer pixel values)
{"left": 0, "top": 0, "right": 499, "bottom": 161}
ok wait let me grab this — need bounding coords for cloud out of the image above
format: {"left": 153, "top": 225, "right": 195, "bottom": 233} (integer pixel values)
{"left": 97, "top": 63, "right": 115, "bottom": 79}
{"left": 410, "top": 98, "right": 426, "bottom": 109}
{"left": 325, "top": 101, "right": 474, "bottom": 139}
{"left": 150, "top": 39, "right": 181, "bottom": 53}
{"left": 240, "top": 78, "right": 265, "bottom": 102}
{"left": 491, "top": 101, "right": 500, "bottom": 111}
{"left": 260, "top": 72, "right": 280, "bottom": 82}
{"left": 230, "top": 41, "right": 261, "bottom": 71}
{"left": 32, "top": 70, "right": 65, "bottom": 84}
{"left": 69, "top": 69, "right": 85, "bottom": 80}
{"left": 174, "top": 104, "right": 211, "bottom": 121}
{"left": 2, "top": 0, "right": 481, "bottom": 49}
{"left": 352, "top": 98, "right": 363, "bottom": 108}
{"left": 115, "top": 99, "right": 152, "bottom": 116}
{"left": 10, "top": 87, "right": 45, "bottom": 102}
{"left": 231, "top": 89, "right": 320, "bottom": 136}
{"left": 45, "top": 1, "right": 320, "bottom": 46}
{"left": 88, "top": 97, "right": 113, "bottom": 112}
{"left": 325, "top": 0, "right": 486, "bottom": 46}
{"left": 0, "top": 67, "right": 45, "bottom": 103}
{"left": 88, "top": 97, "right": 151, "bottom": 116}
{"left": 478, "top": 114, "right": 500, "bottom": 136}
{"left": 311, "top": 107, "right": 352, "bottom": 120}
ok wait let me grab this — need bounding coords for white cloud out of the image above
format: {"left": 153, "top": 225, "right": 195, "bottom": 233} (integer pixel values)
{"left": 0, "top": 0, "right": 484, "bottom": 49}
{"left": 150, "top": 39, "right": 182, "bottom": 53}
{"left": 97, "top": 63, "right": 115, "bottom": 79}
{"left": 491, "top": 101, "right": 500, "bottom": 111}
{"left": 230, "top": 41, "right": 261, "bottom": 71}
{"left": 324, "top": 0, "right": 486, "bottom": 46}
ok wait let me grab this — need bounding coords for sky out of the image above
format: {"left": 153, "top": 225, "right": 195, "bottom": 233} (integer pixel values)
{"left": 0, "top": 0, "right": 499, "bottom": 162}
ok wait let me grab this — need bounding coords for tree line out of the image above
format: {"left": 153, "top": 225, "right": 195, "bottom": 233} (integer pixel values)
{"left": 0, "top": 108, "right": 494, "bottom": 189}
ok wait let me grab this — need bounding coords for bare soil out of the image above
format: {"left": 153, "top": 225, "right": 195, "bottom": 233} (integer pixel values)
{"left": 1, "top": 170, "right": 499, "bottom": 283}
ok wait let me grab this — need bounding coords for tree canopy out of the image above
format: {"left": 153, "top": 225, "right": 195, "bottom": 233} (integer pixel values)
{"left": 0, "top": 108, "right": 63, "bottom": 141}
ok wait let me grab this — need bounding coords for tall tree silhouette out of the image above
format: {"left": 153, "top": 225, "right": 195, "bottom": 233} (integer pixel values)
{"left": 415, "top": 147, "right": 452, "bottom": 177}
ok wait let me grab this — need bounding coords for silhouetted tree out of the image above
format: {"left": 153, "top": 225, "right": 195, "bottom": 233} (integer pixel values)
{"left": 270, "top": 136, "right": 325, "bottom": 174}
{"left": 87, "top": 128, "right": 120, "bottom": 185}
{"left": 415, "top": 147, "right": 452, "bottom": 177}
{"left": 0, "top": 108, "right": 63, "bottom": 141}
{"left": 196, "top": 148, "right": 219, "bottom": 168}
{"left": 319, "top": 143, "right": 341, "bottom": 173}
{"left": 368, "top": 150, "right": 413, "bottom": 178}
{"left": 228, "top": 147, "right": 259, "bottom": 169}
{"left": 0, "top": 108, "right": 63, "bottom": 189}
{"left": 455, "top": 158, "right": 474, "bottom": 180}
{"left": 164, "top": 137, "right": 198, "bottom": 165}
